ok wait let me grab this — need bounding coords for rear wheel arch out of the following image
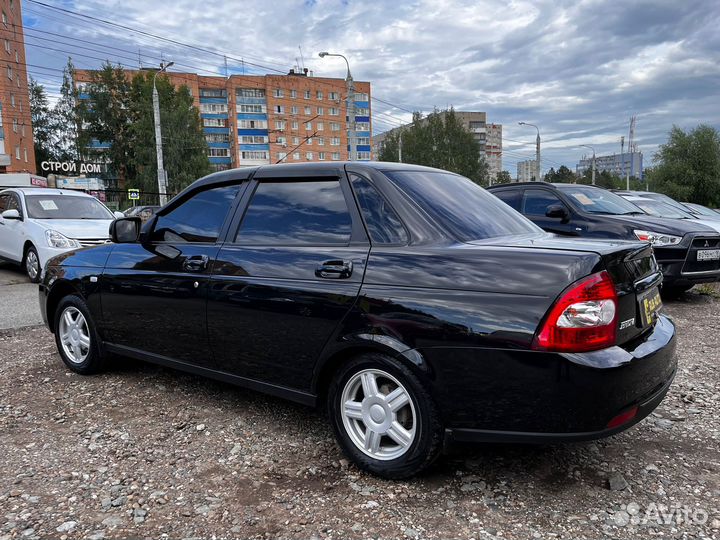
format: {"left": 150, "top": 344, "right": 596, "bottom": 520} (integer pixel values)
{"left": 46, "top": 280, "right": 82, "bottom": 332}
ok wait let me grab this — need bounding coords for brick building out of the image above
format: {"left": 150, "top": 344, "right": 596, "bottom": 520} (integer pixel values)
{"left": 74, "top": 68, "right": 372, "bottom": 172}
{"left": 0, "top": 0, "right": 35, "bottom": 173}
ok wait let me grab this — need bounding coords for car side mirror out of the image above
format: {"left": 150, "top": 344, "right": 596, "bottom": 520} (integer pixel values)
{"left": 545, "top": 204, "right": 569, "bottom": 221}
{"left": 110, "top": 217, "right": 142, "bottom": 243}
{"left": 1, "top": 209, "right": 21, "bottom": 220}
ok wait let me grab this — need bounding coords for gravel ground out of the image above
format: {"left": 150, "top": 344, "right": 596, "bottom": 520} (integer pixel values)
{"left": 0, "top": 289, "right": 719, "bottom": 539}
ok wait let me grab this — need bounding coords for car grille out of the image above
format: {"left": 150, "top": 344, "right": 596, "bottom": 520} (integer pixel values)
{"left": 682, "top": 236, "right": 720, "bottom": 274}
{"left": 77, "top": 238, "right": 111, "bottom": 248}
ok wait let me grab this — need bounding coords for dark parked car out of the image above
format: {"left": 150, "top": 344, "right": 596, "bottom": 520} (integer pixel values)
{"left": 488, "top": 182, "right": 720, "bottom": 297}
{"left": 40, "top": 163, "right": 676, "bottom": 478}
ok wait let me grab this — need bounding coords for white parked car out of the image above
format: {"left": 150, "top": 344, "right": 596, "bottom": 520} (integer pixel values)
{"left": 0, "top": 188, "right": 122, "bottom": 282}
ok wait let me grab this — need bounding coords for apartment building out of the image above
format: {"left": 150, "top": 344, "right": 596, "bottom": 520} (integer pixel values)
{"left": 75, "top": 68, "right": 372, "bottom": 172}
{"left": 517, "top": 159, "right": 538, "bottom": 182}
{"left": 0, "top": 0, "right": 35, "bottom": 173}
{"left": 372, "top": 111, "right": 502, "bottom": 178}
{"left": 576, "top": 151, "right": 643, "bottom": 180}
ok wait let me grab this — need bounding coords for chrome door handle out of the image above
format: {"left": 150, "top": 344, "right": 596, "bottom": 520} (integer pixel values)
{"left": 315, "top": 260, "right": 353, "bottom": 279}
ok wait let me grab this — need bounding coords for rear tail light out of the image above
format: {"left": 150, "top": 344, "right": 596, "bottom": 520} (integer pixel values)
{"left": 532, "top": 271, "right": 618, "bottom": 353}
{"left": 607, "top": 406, "right": 638, "bottom": 429}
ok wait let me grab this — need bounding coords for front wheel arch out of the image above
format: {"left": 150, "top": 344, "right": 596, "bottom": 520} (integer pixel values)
{"left": 46, "top": 280, "right": 82, "bottom": 332}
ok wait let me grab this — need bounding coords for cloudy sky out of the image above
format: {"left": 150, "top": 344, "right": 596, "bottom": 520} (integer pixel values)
{"left": 22, "top": 0, "right": 720, "bottom": 175}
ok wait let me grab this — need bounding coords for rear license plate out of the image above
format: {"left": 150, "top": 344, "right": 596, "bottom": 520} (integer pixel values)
{"left": 639, "top": 287, "right": 662, "bottom": 327}
{"left": 697, "top": 249, "right": 720, "bottom": 261}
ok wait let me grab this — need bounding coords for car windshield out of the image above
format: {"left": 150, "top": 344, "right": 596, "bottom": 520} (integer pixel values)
{"left": 556, "top": 185, "right": 644, "bottom": 215}
{"left": 25, "top": 194, "right": 114, "bottom": 219}
{"left": 630, "top": 199, "right": 694, "bottom": 219}
{"left": 383, "top": 170, "right": 542, "bottom": 241}
{"left": 684, "top": 202, "right": 717, "bottom": 217}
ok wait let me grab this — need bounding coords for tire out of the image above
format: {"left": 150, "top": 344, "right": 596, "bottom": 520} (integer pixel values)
{"left": 661, "top": 285, "right": 693, "bottom": 300}
{"left": 53, "top": 294, "right": 107, "bottom": 374}
{"left": 327, "top": 352, "right": 443, "bottom": 479}
{"left": 23, "top": 245, "right": 41, "bottom": 283}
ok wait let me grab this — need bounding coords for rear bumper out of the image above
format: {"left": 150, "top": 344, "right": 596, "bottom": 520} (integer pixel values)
{"left": 421, "top": 314, "right": 677, "bottom": 438}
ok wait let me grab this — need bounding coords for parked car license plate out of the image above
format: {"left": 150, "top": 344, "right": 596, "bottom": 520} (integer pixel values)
{"left": 697, "top": 249, "right": 720, "bottom": 261}
{"left": 639, "top": 287, "right": 662, "bottom": 327}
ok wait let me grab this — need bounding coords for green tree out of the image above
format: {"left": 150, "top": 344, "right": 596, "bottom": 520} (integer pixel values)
{"left": 495, "top": 170, "right": 512, "bottom": 184}
{"left": 127, "top": 71, "right": 210, "bottom": 193}
{"left": 648, "top": 124, "right": 720, "bottom": 206}
{"left": 29, "top": 78, "right": 55, "bottom": 171}
{"left": 377, "top": 108, "right": 487, "bottom": 184}
{"left": 51, "top": 58, "right": 80, "bottom": 162}
{"left": 544, "top": 165, "right": 576, "bottom": 183}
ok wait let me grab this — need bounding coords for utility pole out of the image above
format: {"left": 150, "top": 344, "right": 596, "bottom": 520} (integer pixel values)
{"left": 580, "top": 144, "right": 596, "bottom": 185}
{"left": 319, "top": 52, "right": 356, "bottom": 161}
{"left": 151, "top": 61, "right": 173, "bottom": 206}
{"left": 519, "top": 122, "right": 541, "bottom": 181}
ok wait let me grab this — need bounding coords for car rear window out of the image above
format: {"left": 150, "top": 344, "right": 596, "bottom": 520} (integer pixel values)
{"left": 383, "top": 170, "right": 541, "bottom": 241}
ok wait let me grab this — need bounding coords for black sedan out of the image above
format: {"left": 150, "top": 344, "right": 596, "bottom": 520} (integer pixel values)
{"left": 488, "top": 182, "right": 720, "bottom": 297}
{"left": 40, "top": 163, "right": 676, "bottom": 478}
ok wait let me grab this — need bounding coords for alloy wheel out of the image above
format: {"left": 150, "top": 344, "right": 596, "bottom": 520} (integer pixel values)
{"left": 340, "top": 368, "right": 417, "bottom": 461}
{"left": 58, "top": 306, "right": 91, "bottom": 364}
{"left": 25, "top": 250, "right": 39, "bottom": 280}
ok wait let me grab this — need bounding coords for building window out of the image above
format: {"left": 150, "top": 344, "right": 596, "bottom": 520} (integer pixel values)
{"left": 329, "top": 91, "right": 339, "bottom": 100}
{"left": 305, "top": 122, "right": 312, "bottom": 130}
{"left": 200, "top": 103, "right": 229, "bottom": 113}
{"left": 304, "top": 106, "right": 311, "bottom": 115}
{"left": 357, "top": 151, "right": 371, "bottom": 160}
{"left": 208, "top": 147, "right": 230, "bottom": 157}
{"left": 203, "top": 118, "right": 228, "bottom": 127}
{"left": 237, "top": 119, "right": 266, "bottom": 129}
{"left": 276, "top": 136, "right": 286, "bottom": 145}
{"left": 316, "top": 122, "right": 324, "bottom": 131}
{"left": 329, "top": 107, "right": 340, "bottom": 116}
{"left": 357, "top": 137, "right": 370, "bottom": 145}
{"left": 278, "top": 152, "right": 287, "bottom": 161}
{"left": 331, "top": 152, "right": 341, "bottom": 160}
{"left": 304, "top": 90, "right": 311, "bottom": 99}
{"left": 200, "top": 88, "right": 227, "bottom": 98}
{"left": 236, "top": 88, "right": 265, "bottom": 98}
{"left": 238, "top": 104, "right": 265, "bottom": 113}
{"left": 12, "top": 118, "right": 17, "bottom": 132}
{"left": 291, "top": 121, "right": 298, "bottom": 130}
{"left": 10, "top": 94, "right": 14, "bottom": 107}
{"left": 355, "top": 107, "right": 369, "bottom": 116}
{"left": 330, "top": 137, "right": 340, "bottom": 146}
{"left": 354, "top": 92, "right": 369, "bottom": 101}
{"left": 318, "top": 152, "right": 326, "bottom": 160}
{"left": 317, "top": 106, "right": 324, "bottom": 115}
{"left": 306, "top": 152, "right": 313, "bottom": 160}
{"left": 292, "top": 137, "right": 299, "bottom": 145}
{"left": 6, "top": 64, "right": 11, "bottom": 79}
{"left": 14, "top": 145, "right": 19, "bottom": 159}
{"left": 23, "top": 147, "right": 27, "bottom": 162}
{"left": 274, "top": 105, "right": 285, "bottom": 113}
{"left": 356, "top": 122, "right": 370, "bottom": 131}
{"left": 1, "top": 12, "right": 6, "bottom": 26}
{"left": 293, "top": 152, "right": 300, "bottom": 160}
{"left": 274, "top": 120, "right": 286, "bottom": 130}
{"left": 317, "top": 137, "right": 325, "bottom": 146}
{"left": 307, "top": 137, "right": 313, "bottom": 145}
{"left": 291, "top": 106, "right": 298, "bottom": 115}
{"left": 241, "top": 150, "right": 269, "bottom": 160}
{"left": 240, "top": 135, "right": 268, "bottom": 144}
{"left": 330, "top": 122, "right": 341, "bottom": 131}
{"left": 4, "top": 40, "right": 9, "bottom": 54}
{"left": 14, "top": 51, "right": 18, "bottom": 63}
{"left": 274, "top": 88, "right": 284, "bottom": 98}
{"left": 316, "top": 90, "right": 323, "bottom": 100}
{"left": 290, "top": 89, "right": 297, "bottom": 98}
{"left": 205, "top": 132, "right": 230, "bottom": 143}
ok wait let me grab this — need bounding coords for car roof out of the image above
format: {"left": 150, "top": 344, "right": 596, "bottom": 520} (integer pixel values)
{"left": 0, "top": 187, "right": 95, "bottom": 197}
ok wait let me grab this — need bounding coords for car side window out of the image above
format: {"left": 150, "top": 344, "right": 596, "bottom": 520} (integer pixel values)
{"left": 0, "top": 194, "right": 8, "bottom": 212}
{"left": 6, "top": 194, "right": 22, "bottom": 216}
{"left": 349, "top": 174, "right": 408, "bottom": 245}
{"left": 150, "top": 184, "right": 239, "bottom": 243}
{"left": 492, "top": 189, "right": 522, "bottom": 211}
{"left": 235, "top": 179, "right": 352, "bottom": 245}
{"left": 523, "top": 189, "right": 564, "bottom": 215}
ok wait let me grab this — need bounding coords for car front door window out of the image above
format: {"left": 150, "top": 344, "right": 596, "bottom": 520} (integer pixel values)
{"left": 522, "top": 189, "right": 564, "bottom": 216}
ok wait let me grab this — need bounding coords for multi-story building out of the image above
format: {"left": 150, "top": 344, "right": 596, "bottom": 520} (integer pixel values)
{"left": 0, "top": 0, "right": 35, "bottom": 173}
{"left": 517, "top": 159, "right": 537, "bottom": 182}
{"left": 576, "top": 151, "right": 643, "bottom": 180}
{"left": 372, "top": 111, "right": 502, "bottom": 178}
{"left": 74, "top": 68, "right": 371, "bottom": 173}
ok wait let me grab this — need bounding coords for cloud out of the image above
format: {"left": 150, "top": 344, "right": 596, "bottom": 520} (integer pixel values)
{"left": 23, "top": 0, "right": 720, "bottom": 174}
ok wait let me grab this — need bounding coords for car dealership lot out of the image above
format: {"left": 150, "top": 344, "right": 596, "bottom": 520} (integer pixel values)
{"left": 0, "top": 291, "right": 719, "bottom": 539}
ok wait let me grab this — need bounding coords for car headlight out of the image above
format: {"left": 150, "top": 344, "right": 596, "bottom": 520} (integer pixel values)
{"left": 46, "top": 230, "right": 80, "bottom": 249}
{"left": 633, "top": 230, "right": 682, "bottom": 246}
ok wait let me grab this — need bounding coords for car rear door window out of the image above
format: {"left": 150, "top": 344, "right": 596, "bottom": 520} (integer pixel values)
{"left": 235, "top": 180, "right": 352, "bottom": 245}
{"left": 151, "top": 184, "right": 239, "bottom": 243}
{"left": 523, "top": 189, "right": 564, "bottom": 215}
{"left": 492, "top": 189, "right": 522, "bottom": 211}
{"left": 350, "top": 174, "right": 408, "bottom": 245}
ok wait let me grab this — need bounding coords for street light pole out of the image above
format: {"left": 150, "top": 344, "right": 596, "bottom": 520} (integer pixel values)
{"left": 580, "top": 144, "right": 596, "bottom": 185}
{"left": 152, "top": 61, "right": 173, "bottom": 205}
{"left": 519, "top": 122, "right": 540, "bottom": 182}
{"left": 319, "top": 52, "right": 356, "bottom": 161}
